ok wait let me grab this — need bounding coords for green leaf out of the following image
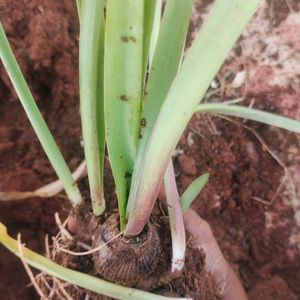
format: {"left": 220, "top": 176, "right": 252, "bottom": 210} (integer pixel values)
{"left": 143, "top": 0, "right": 193, "bottom": 142}
{"left": 180, "top": 173, "right": 209, "bottom": 213}
{"left": 125, "top": 0, "right": 262, "bottom": 236}
{"left": 126, "top": 0, "right": 193, "bottom": 219}
{"left": 142, "top": 0, "right": 158, "bottom": 80}
{"left": 0, "top": 223, "right": 191, "bottom": 300}
{"left": 80, "top": 0, "right": 105, "bottom": 215}
{"left": 0, "top": 23, "right": 81, "bottom": 205}
{"left": 147, "top": 0, "right": 163, "bottom": 69}
{"left": 197, "top": 103, "right": 300, "bottom": 133}
{"left": 76, "top": 0, "right": 82, "bottom": 18}
{"left": 96, "top": 14, "right": 106, "bottom": 211}
{"left": 105, "top": 0, "right": 144, "bottom": 228}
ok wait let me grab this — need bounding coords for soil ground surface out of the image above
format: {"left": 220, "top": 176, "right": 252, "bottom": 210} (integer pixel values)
{"left": 0, "top": 1, "right": 299, "bottom": 299}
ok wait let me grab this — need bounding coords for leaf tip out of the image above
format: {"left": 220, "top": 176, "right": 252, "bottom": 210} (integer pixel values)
{"left": 0, "top": 223, "right": 7, "bottom": 236}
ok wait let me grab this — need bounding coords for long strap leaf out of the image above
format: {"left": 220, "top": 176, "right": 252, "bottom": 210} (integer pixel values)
{"left": 147, "top": 0, "right": 163, "bottom": 69}
{"left": 197, "top": 103, "right": 300, "bottom": 133}
{"left": 0, "top": 223, "right": 191, "bottom": 300}
{"left": 142, "top": 0, "right": 158, "bottom": 80}
{"left": 80, "top": 0, "right": 105, "bottom": 215}
{"left": 126, "top": 0, "right": 193, "bottom": 216}
{"left": 76, "top": 0, "right": 82, "bottom": 18}
{"left": 0, "top": 23, "right": 81, "bottom": 205}
{"left": 105, "top": 0, "right": 144, "bottom": 228}
{"left": 96, "top": 14, "right": 106, "bottom": 212}
{"left": 125, "top": 0, "right": 262, "bottom": 236}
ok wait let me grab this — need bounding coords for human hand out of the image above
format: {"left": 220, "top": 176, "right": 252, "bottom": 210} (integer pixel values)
{"left": 183, "top": 208, "right": 248, "bottom": 300}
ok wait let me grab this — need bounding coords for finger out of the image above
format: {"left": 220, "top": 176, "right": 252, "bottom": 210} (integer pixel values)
{"left": 183, "top": 208, "right": 248, "bottom": 300}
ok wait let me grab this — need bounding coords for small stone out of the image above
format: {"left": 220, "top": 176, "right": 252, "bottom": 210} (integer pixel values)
{"left": 0, "top": 127, "right": 13, "bottom": 140}
{"left": 178, "top": 154, "right": 197, "bottom": 176}
{"left": 228, "top": 198, "right": 236, "bottom": 209}
{"left": 229, "top": 245, "right": 243, "bottom": 262}
{"left": 0, "top": 141, "right": 14, "bottom": 154}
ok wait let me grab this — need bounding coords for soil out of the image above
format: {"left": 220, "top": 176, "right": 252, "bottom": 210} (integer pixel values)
{"left": 45, "top": 207, "right": 221, "bottom": 299}
{"left": 0, "top": 1, "right": 299, "bottom": 300}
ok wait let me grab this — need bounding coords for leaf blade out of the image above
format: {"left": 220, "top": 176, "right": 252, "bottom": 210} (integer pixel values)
{"left": 126, "top": 0, "right": 193, "bottom": 217}
{"left": 147, "top": 0, "right": 163, "bottom": 69}
{"left": 125, "top": 0, "right": 262, "bottom": 236}
{"left": 180, "top": 173, "right": 209, "bottom": 213}
{"left": 197, "top": 103, "right": 300, "bottom": 133}
{"left": 142, "top": 0, "right": 158, "bottom": 79}
{"left": 105, "top": 0, "right": 144, "bottom": 228}
{"left": 76, "top": 0, "right": 82, "bottom": 18}
{"left": 0, "top": 23, "right": 81, "bottom": 205}
{"left": 96, "top": 14, "right": 106, "bottom": 211}
{"left": 79, "top": 0, "right": 105, "bottom": 215}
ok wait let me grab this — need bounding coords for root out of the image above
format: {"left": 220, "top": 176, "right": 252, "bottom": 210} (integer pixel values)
{"left": 55, "top": 230, "right": 124, "bottom": 256}
{"left": 29, "top": 208, "right": 182, "bottom": 298}
{"left": 35, "top": 273, "right": 77, "bottom": 300}
{"left": 215, "top": 114, "right": 291, "bottom": 206}
{"left": 52, "top": 278, "right": 74, "bottom": 300}
{"left": 33, "top": 212, "right": 79, "bottom": 299}
{"left": 17, "top": 234, "right": 49, "bottom": 299}
{"left": 55, "top": 213, "right": 73, "bottom": 241}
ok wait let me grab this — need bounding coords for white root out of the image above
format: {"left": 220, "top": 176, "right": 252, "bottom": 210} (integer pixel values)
{"left": 17, "top": 234, "right": 49, "bottom": 300}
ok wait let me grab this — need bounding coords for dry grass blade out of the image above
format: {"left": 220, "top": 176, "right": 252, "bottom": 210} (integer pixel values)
{"left": 216, "top": 115, "right": 290, "bottom": 206}
{"left": 0, "top": 161, "right": 86, "bottom": 202}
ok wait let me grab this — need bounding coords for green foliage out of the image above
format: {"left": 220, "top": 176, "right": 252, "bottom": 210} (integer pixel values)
{"left": 180, "top": 173, "right": 209, "bottom": 213}
{"left": 126, "top": 0, "right": 193, "bottom": 216}
{"left": 104, "top": 0, "right": 144, "bottom": 228}
{"left": 197, "top": 103, "right": 300, "bottom": 133}
{"left": 79, "top": 0, "right": 106, "bottom": 215}
{"left": 142, "top": 0, "right": 158, "bottom": 80}
{"left": 0, "top": 23, "right": 82, "bottom": 205}
{"left": 125, "top": 0, "right": 262, "bottom": 236}
{"left": 4, "top": 0, "right": 300, "bottom": 296}
{"left": 76, "top": 0, "right": 82, "bottom": 17}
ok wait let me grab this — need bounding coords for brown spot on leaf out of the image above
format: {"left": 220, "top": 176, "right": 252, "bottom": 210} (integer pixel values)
{"left": 139, "top": 129, "right": 143, "bottom": 139}
{"left": 124, "top": 171, "right": 132, "bottom": 179}
{"left": 140, "top": 118, "right": 146, "bottom": 128}
{"left": 121, "top": 36, "right": 137, "bottom": 43}
{"left": 120, "top": 95, "right": 129, "bottom": 101}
